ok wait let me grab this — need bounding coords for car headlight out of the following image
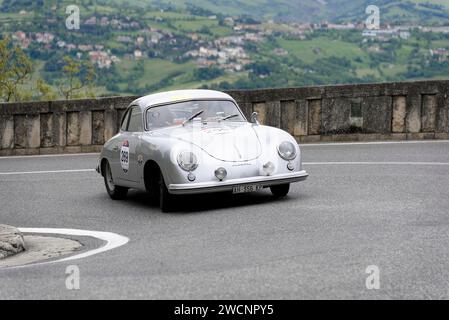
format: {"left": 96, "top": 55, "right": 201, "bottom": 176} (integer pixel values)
{"left": 177, "top": 151, "right": 199, "bottom": 172}
{"left": 277, "top": 141, "right": 297, "bottom": 160}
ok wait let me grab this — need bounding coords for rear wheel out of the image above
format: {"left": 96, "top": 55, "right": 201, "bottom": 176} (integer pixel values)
{"left": 159, "top": 172, "right": 175, "bottom": 212}
{"left": 270, "top": 183, "right": 290, "bottom": 198}
{"left": 103, "top": 160, "right": 128, "bottom": 200}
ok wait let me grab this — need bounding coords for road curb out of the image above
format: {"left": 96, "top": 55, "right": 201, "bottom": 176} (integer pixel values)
{"left": 0, "top": 225, "right": 26, "bottom": 260}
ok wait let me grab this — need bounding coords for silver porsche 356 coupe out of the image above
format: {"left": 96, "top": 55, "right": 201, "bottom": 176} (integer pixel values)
{"left": 97, "top": 89, "right": 308, "bottom": 211}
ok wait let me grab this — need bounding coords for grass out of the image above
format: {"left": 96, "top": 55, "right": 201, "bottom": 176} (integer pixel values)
{"left": 116, "top": 58, "right": 196, "bottom": 90}
{"left": 412, "top": 0, "right": 449, "bottom": 9}
{"left": 277, "top": 36, "right": 368, "bottom": 64}
{"left": 145, "top": 21, "right": 177, "bottom": 32}
{"left": 355, "top": 68, "right": 380, "bottom": 78}
{"left": 0, "top": 11, "right": 34, "bottom": 23}
{"left": 173, "top": 19, "right": 217, "bottom": 32}
{"left": 209, "top": 25, "right": 233, "bottom": 37}
{"left": 380, "top": 63, "right": 408, "bottom": 77}
{"left": 161, "top": 71, "right": 246, "bottom": 92}
{"left": 144, "top": 11, "right": 196, "bottom": 20}
{"left": 431, "top": 40, "right": 449, "bottom": 48}
{"left": 112, "top": 57, "right": 246, "bottom": 94}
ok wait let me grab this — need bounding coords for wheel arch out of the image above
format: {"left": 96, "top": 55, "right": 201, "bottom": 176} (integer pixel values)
{"left": 100, "top": 157, "right": 110, "bottom": 177}
{"left": 143, "top": 159, "right": 162, "bottom": 192}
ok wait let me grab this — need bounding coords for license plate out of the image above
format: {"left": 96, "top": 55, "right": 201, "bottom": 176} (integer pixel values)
{"left": 232, "top": 184, "right": 263, "bottom": 194}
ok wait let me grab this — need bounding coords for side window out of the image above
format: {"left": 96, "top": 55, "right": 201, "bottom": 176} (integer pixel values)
{"left": 120, "top": 109, "right": 131, "bottom": 131}
{"left": 127, "top": 107, "right": 143, "bottom": 132}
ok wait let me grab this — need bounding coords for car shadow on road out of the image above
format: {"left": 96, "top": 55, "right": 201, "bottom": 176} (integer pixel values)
{"left": 124, "top": 189, "right": 304, "bottom": 214}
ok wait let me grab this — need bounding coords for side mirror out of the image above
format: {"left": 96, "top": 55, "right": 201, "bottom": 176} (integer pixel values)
{"left": 250, "top": 112, "right": 259, "bottom": 125}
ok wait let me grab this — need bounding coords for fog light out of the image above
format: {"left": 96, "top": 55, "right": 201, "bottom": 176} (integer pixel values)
{"left": 287, "top": 162, "right": 294, "bottom": 171}
{"left": 187, "top": 172, "right": 196, "bottom": 181}
{"left": 214, "top": 167, "right": 227, "bottom": 181}
{"left": 263, "top": 161, "right": 275, "bottom": 176}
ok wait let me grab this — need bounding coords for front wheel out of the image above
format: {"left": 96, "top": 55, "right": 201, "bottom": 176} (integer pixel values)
{"left": 270, "top": 183, "right": 290, "bottom": 198}
{"left": 103, "top": 160, "right": 128, "bottom": 200}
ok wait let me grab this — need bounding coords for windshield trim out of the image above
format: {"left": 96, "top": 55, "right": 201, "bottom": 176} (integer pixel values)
{"left": 143, "top": 98, "right": 247, "bottom": 132}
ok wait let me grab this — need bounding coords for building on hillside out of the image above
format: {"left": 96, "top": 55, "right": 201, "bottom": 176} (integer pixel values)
{"left": 224, "top": 17, "right": 234, "bottom": 26}
{"left": 89, "top": 51, "right": 113, "bottom": 69}
{"left": 12, "top": 31, "right": 30, "bottom": 49}
{"left": 273, "top": 48, "right": 288, "bottom": 56}
{"left": 362, "top": 28, "right": 410, "bottom": 40}
{"left": 117, "top": 36, "right": 133, "bottom": 43}
{"left": 429, "top": 48, "right": 448, "bottom": 62}
{"left": 78, "top": 44, "right": 93, "bottom": 52}
{"left": 326, "top": 23, "right": 356, "bottom": 30}
{"left": 84, "top": 16, "right": 97, "bottom": 26}
{"left": 35, "top": 32, "right": 55, "bottom": 44}
{"left": 100, "top": 17, "right": 110, "bottom": 26}
{"left": 134, "top": 50, "right": 143, "bottom": 59}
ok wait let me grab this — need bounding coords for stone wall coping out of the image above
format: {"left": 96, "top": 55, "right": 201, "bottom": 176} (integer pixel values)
{"left": 1, "top": 80, "right": 448, "bottom": 115}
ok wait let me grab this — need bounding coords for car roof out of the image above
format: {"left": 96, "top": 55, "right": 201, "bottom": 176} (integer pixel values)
{"left": 131, "top": 89, "right": 236, "bottom": 109}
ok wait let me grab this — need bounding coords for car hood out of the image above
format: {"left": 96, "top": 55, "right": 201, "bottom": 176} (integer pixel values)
{"left": 154, "top": 122, "right": 262, "bottom": 162}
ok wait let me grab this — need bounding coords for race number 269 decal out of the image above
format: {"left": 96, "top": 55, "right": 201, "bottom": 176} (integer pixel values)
{"left": 120, "top": 140, "right": 130, "bottom": 173}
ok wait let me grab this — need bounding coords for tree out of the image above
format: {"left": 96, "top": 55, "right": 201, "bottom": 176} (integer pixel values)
{"left": 0, "top": 36, "right": 33, "bottom": 102}
{"left": 246, "top": 61, "right": 273, "bottom": 76}
{"left": 58, "top": 56, "right": 96, "bottom": 100}
{"left": 193, "top": 67, "right": 224, "bottom": 80}
{"left": 36, "top": 78, "right": 57, "bottom": 101}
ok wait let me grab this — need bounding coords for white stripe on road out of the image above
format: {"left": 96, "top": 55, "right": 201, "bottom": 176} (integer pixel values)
{"left": 0, "top": 169, "right": 95, "bottom": 175}
{"left": 301, "top": 140, "right": 449, "bottom": 147}
{"left": 0, "top": 153, "right": 100, "bottom": 160}
{"left": 304, "top": 162, "right": 449, "bottom": 166}
{"left": 2, "top": 161, "right": 449, "bottom": 176}
{"left": 10, "top": 228, "right": 129, "bottom": 268}
{"left": 0, "top": 140, "right": 447, "bottom": 160}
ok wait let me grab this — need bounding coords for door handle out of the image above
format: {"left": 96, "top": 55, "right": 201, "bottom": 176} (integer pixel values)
{"left": 112, "top": 145, "right": 119, "bottom": 152}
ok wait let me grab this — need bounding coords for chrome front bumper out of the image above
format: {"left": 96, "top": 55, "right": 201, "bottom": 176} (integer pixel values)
{"left": 168, "top": 170, "right": 308, "bottom": 195}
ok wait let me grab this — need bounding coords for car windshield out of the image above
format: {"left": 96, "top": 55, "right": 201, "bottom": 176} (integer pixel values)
{"left": 146, "top": 100, "right": 245, "bottom": 130}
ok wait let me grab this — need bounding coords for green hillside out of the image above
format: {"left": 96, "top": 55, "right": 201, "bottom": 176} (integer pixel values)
{"left": 1, "top": 0, "right": 449, "bottom": 102}
{"left": 2, "top": 0, "right": 449, "bottom": 23}
{"left": 115, "top": 0, "right": 449, "bottom": 24}
{"left": 334, "top": 0, "right": 449, "bottom": 25}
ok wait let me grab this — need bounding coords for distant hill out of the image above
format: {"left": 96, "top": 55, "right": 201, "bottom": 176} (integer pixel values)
{"left": 115, "top": 0, "right": 449, "bottom": 24}
{"left": 1, "top": 0, "right": 449, "bottom": 101}
{"left": 2, "top": 0, "right": 449, "bottom": 24}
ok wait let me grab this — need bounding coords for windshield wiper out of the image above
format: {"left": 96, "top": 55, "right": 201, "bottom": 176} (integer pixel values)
{"left": 183, "top": 110, "right": 204, "bottom": 126}
{"left": 220, "top": 114, "right": 239, "bottom": 121}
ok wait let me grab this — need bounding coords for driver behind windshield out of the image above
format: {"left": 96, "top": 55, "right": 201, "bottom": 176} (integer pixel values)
{"left": 146, "top": 100, "right": 244, "bottom": 130}
{"left": 147, "top": 108, "right": 174, "bottom": 129}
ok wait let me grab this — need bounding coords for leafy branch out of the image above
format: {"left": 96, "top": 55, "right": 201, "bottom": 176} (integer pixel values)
{"left": 58, "top": 56, "right": 96, "bottom": 100}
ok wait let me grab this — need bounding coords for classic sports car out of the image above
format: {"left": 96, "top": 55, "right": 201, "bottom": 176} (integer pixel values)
{"left": 97, "top": 89, "right": 308, "bottom": 211}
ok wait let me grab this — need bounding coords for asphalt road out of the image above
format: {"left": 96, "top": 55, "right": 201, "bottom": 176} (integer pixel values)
{"left": 1, "top": 140, "right": 449, "bottom": 299}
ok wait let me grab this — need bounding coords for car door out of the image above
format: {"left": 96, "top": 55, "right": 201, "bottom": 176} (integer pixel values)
{"left": 125, "top": 106, "right": 144, "bottom": 183}
{"left": 109, "top": 107, "right": 131, "bottom": 181}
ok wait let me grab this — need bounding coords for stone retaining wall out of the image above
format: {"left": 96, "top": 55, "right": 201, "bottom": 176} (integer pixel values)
{"left": 1, "top": 80, "right": 449, "bottom": 156}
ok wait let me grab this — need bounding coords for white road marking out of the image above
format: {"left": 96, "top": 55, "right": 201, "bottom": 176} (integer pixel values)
{"left": 8, "top": 228, "right": 129, "bottom": 268}
{"left": 301, "top": 140, "right": 449, "bottom": 147}
{"left": 0, "top": 140, "right": 447, "bottom": 160}
{"left": 304, "top": 161, "right": 449, "bottom": 166}
{"left": 0, "top": 169, "right": 95, "bottom": 175}
{"left": 2, "top": 161, "right": 449, "bottom": 176}
{"left": 0, "top": 153, "right": 100, "bottom": 160}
